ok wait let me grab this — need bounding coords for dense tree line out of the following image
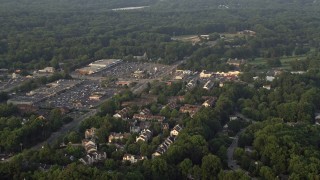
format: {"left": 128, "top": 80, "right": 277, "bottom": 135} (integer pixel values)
{"left": 236, "top": 120, "right": 320, "bottom": 178}
{"left": 0, "top": 107, "right": 73, "bottom": 152}
{"left": 1, "top": 0, "right": 320, "bottom": 71}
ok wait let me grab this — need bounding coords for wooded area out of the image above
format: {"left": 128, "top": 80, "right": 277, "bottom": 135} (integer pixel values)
{"left": 1, "top": 0, "right": 320, "bottom": 179}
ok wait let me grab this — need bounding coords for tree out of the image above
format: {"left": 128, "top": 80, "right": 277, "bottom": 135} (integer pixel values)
{"left": 105, "top": 159, "right": 116, "bottom": 170}
{"left": 151, "top": 158, "right": 168, "bottom": 180}
{"left": 179, "top": 158, "right": 193, "bottom": 177}
{"left": 66, "top": 131, "right": 81, "bottom": 143}
{"left": 201, "top": 154, "right": 222, "bottom": 179}
{"left": 267, "top": 58, "right": 282, "bottom": 67}
{"left": 259, "top": 166, "right": 275, "bottom": 180}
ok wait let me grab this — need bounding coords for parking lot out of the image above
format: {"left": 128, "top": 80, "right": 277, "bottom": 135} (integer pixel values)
{"left": 91, "top": 62, "right": 172, "bottom": 79}
{"left": 0, "top": 77, "right": 27, "bottom": 92}
{"left": 39, "top": 80, "right": 116, "bottom": 110}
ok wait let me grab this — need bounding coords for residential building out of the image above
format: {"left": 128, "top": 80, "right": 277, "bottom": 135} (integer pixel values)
{"left": 82, "top": 140, "right": 97, "bottom": 154}
{"left": 133, "top": 114, "right": 165, "bottom": 122}
{"left": 266, "top": 76, "right": 275, "bottom": 82}
{"left": 79, "top": 152, "right": 107, "bottom": 165}
{"left": 162, "top": 123, "right": 169, "bottom": 130}
{"left": 263, "top": 85, "right": 271, "bottom": 90}
{"left": 152, "top": 136, "right": 175, "bottom": 158}
{"left": 136, "top": 129, "right": 152, "bottom": 142}
{"left": 108, "top": 132, "right": 130, "bottom": 143}
{"left": 85, "top": 128, "right": 96, "bottom": 139}
{"left": 202, "top": 97, "right": 217, "bottom": 107}
{"left": 226, "top": 58, "right": 246, "bottom": 67}
{"left": 179, "top": 104, "right": 201, "bottom": 117}
{"left": 139, "top": 108, "right": 152, "bottom": 115}
{"left": 229, "top": 116, "right": 239, "bottom": 121}
{"left": 170, "top": 124, "right": 183, "bottom": 136}
{"left": 130, "top": 126, "right": 141, "bottom": 133}
{"left": 113, "top": 107, "right": 131, "bottom": 119}
{"left": 203, "top": 80, "right": 214, "bottom": 90}
{"left": 139, "top": 121, "right": 151, "bottom": 130}
{"left": 163, "top": 101, "right": 178, "bottom": 110}
{"left": 123, "top": 154, "right": 146, "bottom": 163}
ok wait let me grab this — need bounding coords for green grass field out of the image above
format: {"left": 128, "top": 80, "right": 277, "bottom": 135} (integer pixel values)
{"left": 249, "top": 55, "right": 307, "bottom": 70}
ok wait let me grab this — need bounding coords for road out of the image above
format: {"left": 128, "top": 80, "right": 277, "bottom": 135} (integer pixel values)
{"left": 235, "top": 112, "right": 257, "bottom": 124}
{"left": 32, "top": 109, "right": 98, "bottom": 149}
{"left": 227, "top": 129, "right": 244, "bottom": 170}
{"left": 227, "top": 113, "right": 256, "bottom": 170}
{"left": 1, "top": 59, "right": 187, "bottom": 162}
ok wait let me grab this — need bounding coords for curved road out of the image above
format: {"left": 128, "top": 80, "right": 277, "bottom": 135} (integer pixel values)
{"left": 227, "top": 129, "right": 245, "bottom": 170}
{"left": 227, "top": 113, "right": 255, "bottom": 170}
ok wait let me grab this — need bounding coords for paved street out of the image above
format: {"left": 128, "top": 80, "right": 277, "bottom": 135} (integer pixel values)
{"left": 32, "top": 109, "right": 97, "bottom": 149}
{"left": 227, "top": 129, "right": 244, "bottom": 170}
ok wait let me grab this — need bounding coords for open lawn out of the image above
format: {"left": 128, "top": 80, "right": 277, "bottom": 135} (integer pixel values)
{"left": 221, "top": 33, "right": 245, "bottom": 38}
{"left": 172, "top": 35, "right": 201, "bottom": 43}
{"left": 249, "top": 55, "right": 307, "bottom": 70}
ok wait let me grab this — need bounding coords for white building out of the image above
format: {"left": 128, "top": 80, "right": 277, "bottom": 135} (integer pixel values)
{"left": 170, "top": 125, "right": 183, "bottom": 136}
{"left": 39, "top": 67, "right": 55, "bottom": 73}
{"left": 123, "top": 154, "right": 146, "bottom": 163}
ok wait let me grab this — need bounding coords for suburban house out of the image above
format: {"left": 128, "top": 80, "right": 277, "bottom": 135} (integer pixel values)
{"left": 229, "top": 116, "right": 239, "bottom": 121}
{"left": 108, "top": 132, "right": 130, "bottom": 143}
{"left": 82, "top": 140, "right": 97, "bottom": 154}
{"left": 123, "top": 154, "right": 147, "bottom": 163}
{"left": 202, "top": 97, "right": 217, "bottom": 107}
{"left": 139, "top": 121, "right": 151, "bottom": 130}
{"left": 152, "top": 124, "right": 183, "bottom": 158}
{"left": 136, "top": 129, "right": 152, "bottom": 142}
{"left": 79, "top": 152, "right": 107, "bottom": 165}
{"left": 263, "top": 85, "right": 271, "bottom": 90}
{"left": 139, "top": 108, "right": 152, "bottom": 115}
{"left": 152, "top": 136, "right": 175, "bottom": 158}
{"left": 163, "top": 101, "right": 178, "bottom": 110}
{"left": 177, "top": 96, "right": 185, "bottom": 102}
{"left": 245, "top": 146, "right": 254, "bottom": 155}
{"left": 179, "top": 104, "right": 201, "bottom": 117}
{"left": 162, "top": 123, "right": 169, "bottom": 130}
{"left": 130, "top": 126, "right": 141, "bottom": 133}
{"left": 85, "top": 128, "right": 96, "bottom": 139}
{"left": 113, "top": 107, "right": 131, "bottom": 119}
{"left": 170, "top": 124, "right": 183, "bottom": 136}
{"left": 226, "top": 58, "right": 246, "bottom": 67}
{"left": 203, "top": 80, "right": 214, "bottom": 90}
{"left": 133, "top": 114, "right": 165, "bottom": 122}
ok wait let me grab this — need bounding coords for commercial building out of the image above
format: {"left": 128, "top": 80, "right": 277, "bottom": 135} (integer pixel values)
{"left": 76, "top": 59, "right": 122, "bottom": 75}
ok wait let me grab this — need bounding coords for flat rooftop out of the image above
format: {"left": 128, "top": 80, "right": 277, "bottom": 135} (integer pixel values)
{"left": 89, "top": 59, "right": 122, "bottom": 67}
